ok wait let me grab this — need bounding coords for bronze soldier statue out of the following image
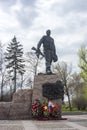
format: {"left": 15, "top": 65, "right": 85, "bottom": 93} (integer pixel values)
{"left": 37, "top": 29, "right": 58, "bottom": 74}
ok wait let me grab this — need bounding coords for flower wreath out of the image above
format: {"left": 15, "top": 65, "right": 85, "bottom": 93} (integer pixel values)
{"left": 32, "top": 99, "right": 61, "bottom": 119}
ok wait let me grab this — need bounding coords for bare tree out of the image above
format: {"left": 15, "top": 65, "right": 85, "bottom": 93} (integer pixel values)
{"left": 25, "top": 51, "right": 42, "bottom": 76}
{"left": 0, "top": 42, "right": 7, "bottom": 100}
{"left": 53, "top": 62, "right": 72, "bottom": 111}
{"left": 69, "top": 72, "right": 83, "bottom": 98}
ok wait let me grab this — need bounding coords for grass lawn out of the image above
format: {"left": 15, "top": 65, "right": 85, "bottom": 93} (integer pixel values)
{"left": 62, "top": 107, "right": 87, "bottom": 112}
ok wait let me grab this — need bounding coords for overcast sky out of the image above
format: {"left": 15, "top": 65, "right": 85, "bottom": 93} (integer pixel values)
{"left": 0, "top": 0, "right": 87, "bottom": 72}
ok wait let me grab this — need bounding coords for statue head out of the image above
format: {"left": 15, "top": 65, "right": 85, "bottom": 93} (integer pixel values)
{"left": 46, "top": 29, "right": 51, "bottom": 36}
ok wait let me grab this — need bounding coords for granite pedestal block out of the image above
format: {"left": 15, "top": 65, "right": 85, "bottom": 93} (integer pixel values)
{"left": 32, "top": 74, "right": 63, "bottom": 118}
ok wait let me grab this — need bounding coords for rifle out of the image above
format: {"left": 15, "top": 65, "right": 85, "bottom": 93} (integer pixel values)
{"left": 31, "top": 47, "right": 44, "bottom": 58}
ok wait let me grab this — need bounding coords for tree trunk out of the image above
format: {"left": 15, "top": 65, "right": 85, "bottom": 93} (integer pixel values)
{"left": 14, "top": 68, "right": 16, "bottom": 93}
{"left": 1, "top": 78, "right": 4, "bottom": 101}
{"left": 66, "top": 86, "right": 72, "bottom": 111}
{"left": 20, "top": 74, "right": 23, "bottom": 89}
{"left": 10, "top": 82, "right": 13, "bottom": 100}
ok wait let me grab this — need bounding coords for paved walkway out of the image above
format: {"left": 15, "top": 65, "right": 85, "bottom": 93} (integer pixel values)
{"left": 0, "top": 115, "right": 87, "bottom": 130}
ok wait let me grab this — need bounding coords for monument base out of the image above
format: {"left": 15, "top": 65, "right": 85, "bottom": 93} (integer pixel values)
{"left": 32, "top": 74, "right": 63, "bottom": 119}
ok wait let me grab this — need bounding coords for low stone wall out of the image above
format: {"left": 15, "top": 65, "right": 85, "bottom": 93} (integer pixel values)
{"left": 0, "top": 89, "right": 32, "bottom": 120}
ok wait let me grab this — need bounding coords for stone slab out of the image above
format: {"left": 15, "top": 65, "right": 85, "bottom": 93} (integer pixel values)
{"left": 0, "top": 89, "right": 32, "bottom": 120}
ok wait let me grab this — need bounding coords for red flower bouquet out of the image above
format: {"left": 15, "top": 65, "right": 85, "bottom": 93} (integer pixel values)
{"left": 32, "top": 99, "right": 61, "bottom": 119}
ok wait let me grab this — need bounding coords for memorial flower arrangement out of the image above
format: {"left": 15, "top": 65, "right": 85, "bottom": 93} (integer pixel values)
{"left": 32, "top": 99, "right": 61, "bottom": 119}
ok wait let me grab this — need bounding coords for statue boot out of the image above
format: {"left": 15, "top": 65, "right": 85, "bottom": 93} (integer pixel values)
{"left": 46, "top": 67, "right": 52, "bottom": 75}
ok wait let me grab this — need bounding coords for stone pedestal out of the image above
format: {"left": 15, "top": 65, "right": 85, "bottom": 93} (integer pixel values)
{"left": 32, "top": 74, "right": 63, "bottom": 118}
{"left": 32, "top": 74, "right": 59, "bottom": 101}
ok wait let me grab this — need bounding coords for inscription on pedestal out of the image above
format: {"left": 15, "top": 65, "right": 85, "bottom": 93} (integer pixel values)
{"left": 42, "top": 81, "right": 64, "bottom": 100}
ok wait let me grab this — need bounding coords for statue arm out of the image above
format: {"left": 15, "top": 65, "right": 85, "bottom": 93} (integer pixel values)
{"left": 37, "top": 36, "right": 44, "bottom": 50}
{"left": 53, "top": 39, "right": 56, "bottom": 54}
